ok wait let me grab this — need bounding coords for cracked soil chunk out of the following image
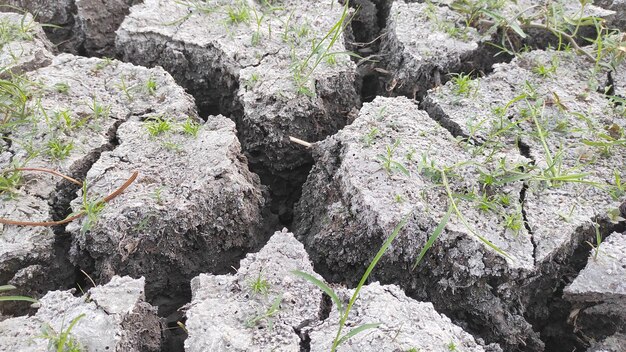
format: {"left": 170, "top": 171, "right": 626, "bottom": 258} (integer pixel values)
{"left": 564, "top": 232, "right": 626, "bottom": 343}
{"left": 117, "top": 0, "right": 360, "bottom": 221}
{"left": 0, "top": 12, "right": 53, "bottom": 76}
{"left": 294, "top": 96, "right": 546, "bottom": 350}
{"left": 0, "top": 276, "right": 160, "bottom": 351}
{"left": 184, "top": 229, "right": 322, "bottom": 352}
{"left": 309, "top": 282, "right": 502, "bottom": 352}
{"left": 66, "top": 115, "right": 266, "bottom": 304}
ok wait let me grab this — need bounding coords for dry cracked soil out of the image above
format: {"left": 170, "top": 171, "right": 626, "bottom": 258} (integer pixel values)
{"left": 0, "top": 1, "right": 625, "bottom": 351}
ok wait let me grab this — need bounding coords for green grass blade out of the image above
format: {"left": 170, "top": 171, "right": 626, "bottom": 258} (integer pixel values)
{"left": 0, "top": 295, "right": 38, "bottom": 303}
{"left": 332, "top": 215, "right": 410, "bottom": 350}
{"left": 292, "top": 270, "right": 343, "bottom": 313}
{"left": 413, "top": 205, "right": 452, "bottom": 269}
{"left": 0, "top": 284, "right": 17, "bottom": 292}
{"left": 336, "top": 323, "right": 381, "bottom": 346}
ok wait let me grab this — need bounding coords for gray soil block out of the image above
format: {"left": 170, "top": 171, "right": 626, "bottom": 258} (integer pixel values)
{"left": 596, "top": 0, "right": 626, "bottom": 29}
{"left": 66, "top": 114, "right": 266, "bottom": 306}
{"left": 184, "top": 229, "right": 322, "bottom": 351}
{"left": 75, "top": 0, "right": 142, "bottom": 56}
{"left": 587, "top": 333, "right": 626, "bottom": 352}
{"left": 309, "top": 282, "right": 502, "bottom": 352}
{"left": 294, "top": 81, "right": 624, "bottom": 350}
{"left": 0, "top": 276, "right": 161, "bottom": 351}
{"left": 564, "top": 232, "right": 626, "bottom": 343}
{"left": 116, "top": 0, "right": 361, "bottom": 221}
{"left": 379, "top": 0, "right": 483, "bottom": 98}
{"left": 0, "top": 12, "right": 53, "bottom": 76}
{"left": 379, "top": 0, "right": 614, "bottom": 98}
{"left": 2, "top": 14, "right": 266, "bottom": 320}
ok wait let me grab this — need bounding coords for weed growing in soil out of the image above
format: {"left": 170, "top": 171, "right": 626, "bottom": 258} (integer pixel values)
{"left": 246, "top": 295, "right": 282, "bottom": 329}
{"left": 39, "top": 314, "right": 85, "bottom": 352}
{"left": 145, "top": 116, "right": 172, "bottom": 137}
{"left": 249, "top": 271, "right": 270, "bottom": 295}
{"left": 291, "top": 0, "right": 352, "bottom": 96}
{"left": 0, "top": 168, "right": 22, "bottom": 199}
{"left": 377, "top": 140, "right": 410, "bottom": 176}
{"left": 450, "top": 72, "right": 475, "bottom": 97}
{"left": 181, "top": 118, "right": 201, "bottom": 137}
{"left": 293, "top": 218, "right": 408, "bottom": 352}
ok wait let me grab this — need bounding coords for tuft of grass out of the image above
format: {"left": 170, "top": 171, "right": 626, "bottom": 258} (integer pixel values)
{"left": 249, "top": 271, "right": 270, "bottom": 295}
{"left": 450, "top": 72, "right": 475, "bottom": 97}
{"left": 145, "top": 116, "right": 172, "bottom": 137}
{"left": 79, "top": 181, "right": 105, "bottom": 234}
{"left": 226, "top": 1, "right": 251, "bottom": 25}
{"left": 39, "top": 314, "right": 85, "bottom": 352}
{"left": 377, "top": 140, "right": 410, "bottom": 176}
{"left": 245, "top": 295, "right": 282, "bottom": 329}
{"left": 181, "top": 118, "right": 201, "bottom": 137}
{"left": 0, "top": 168, "right": 22, "bottom": 199}
{"left": 145, "top": 76, "right": 157, "bottom": 95}
{"left": 46, "top": 138, "right": 74, "bottom": 161}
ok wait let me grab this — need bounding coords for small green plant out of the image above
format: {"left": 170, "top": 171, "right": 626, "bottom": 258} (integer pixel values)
{"left": 53, "top": 82, "right": 70, "bottom": 94}
{"left": 293, "top": 218, "right": 409, "bottom": 352}
{"left": 447, "top": 340, "right": 458, "bottom": 351}
{"left": 245, "top": 295, "right": 282, "bottom": 329}
{"left": 46, "top": 138, "right": 73, "bottom": 160}
{"left": 181, "top": 118, "right": 201, "bottom": 137}
{"left": 249, "top": 271, "right": 270, "bottom": 295}
{"left": 39, "top": 314, "right": 85, "bottom": 352}
{"left": 0, "top": 168, "right": 22, "bottom": 199}
{"left": 413, "top": 205, "right": 453, "bottom": 269}
{"left": 145, "top": 76, "right": 157, "bottom": 95}
{"left": 145, "top": 116, "right": 172, "bottom": 137}
{"left": 93, "top": 57, "right": 114, "bottom": 71}
{"left": 362, "top": 127, "right": 379, "bottom": 146}
{"left": 87, "top": 97, "right": 110, "bottom": 121}
{"left": 115, "top": 76, "right": 134, "bottom": 101}
{"left": 450, "top": 72, "right": 475, "bottom": 97}
{"left": 377, "top": 140, "right": 410, "bottom": 176}
{"left": 153, "top": 186, "right": 165, "bottom": 204}
{"left": 291, "top": 1, "right": 352, "bottom": 95}
{"left": 532, "top": 57, "right": 559, "bottom": 77}
{"left": 226, "top": 1, "right": 251, "bottom": 25}
{"left": 0, "top": 284, "right": 37, "bottom": 303}
{"left": 586, "top": 223, "right": 604, "bottom": 261}
{"left": 79, "top": 182, "right": 105, "bottom": 234}
{"left": 162, "top": 141, "right": 183, "bottom": 153}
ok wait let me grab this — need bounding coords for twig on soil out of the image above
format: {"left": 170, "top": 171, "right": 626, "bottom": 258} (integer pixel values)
{"left": 0, "top": 170, "right": 139, "bottom": 227}
{"left": 289, "top": 136, "right": 312, "bottom": 148}
{"left": 13, "top": 167, "right": 82, "bottom": 185}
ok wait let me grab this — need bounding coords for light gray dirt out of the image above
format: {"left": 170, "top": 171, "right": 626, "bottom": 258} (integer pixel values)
{"left": 184, "top": 229, "right": 322, "bottom": 351}
{"left": 0, "top": 276, "right": 161, "bottom": 351}
{"left": 380, "top": 0, "right": 482, "bottom": 98}
{"left": 0, "top": 12, "right": 53, "bottom": 76}
{"left": 117, "top": 0, "right": 361, "bottom": 222}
